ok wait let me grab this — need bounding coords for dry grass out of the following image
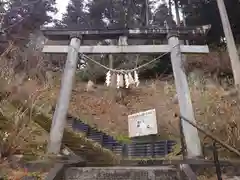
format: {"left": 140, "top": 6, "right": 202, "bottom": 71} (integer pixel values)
{"left": 185, "top": 51, "right": 233, "bottom": 75}
{"left": 1, "top": 65, "right": 240, "bottom": 159}
{"left": 6, "top": 74, "right": 240, "bottom": 156}
{"left": 33, "top": 76, "right": 240, "bottom": 158}
{"left": 188, "top": 83, "right": 240, "bottom": 157}
{"left": 0, "top": 101, "right": 47, "bottom": 179}
{"left": 9, "top": 89, "right": 120, "bottom": 164}
{"left": 0, "top": 101, "right": 47, "bottom": 156}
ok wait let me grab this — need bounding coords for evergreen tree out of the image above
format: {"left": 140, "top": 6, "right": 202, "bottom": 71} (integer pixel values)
{"left": 3, "top": 0, "right": 55, "bottom": 41}
{"left": 153, "top": 2, "right": 176, "bottom": 27}
{"left": 178, "top": 0, "right": 240, "bottom": 44}
{"left": 87, "top": 0, "right": 107, "bottom": 29}
{"left": 0, "top": 0, "right": 55, "bottom": 52}
{"left": 62, "top": 0, "right": 90, "bottom": 29}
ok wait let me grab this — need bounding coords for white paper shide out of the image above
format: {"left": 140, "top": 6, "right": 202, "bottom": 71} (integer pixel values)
{"left": 105, "top": 70, "right": 140, "bottom": 88}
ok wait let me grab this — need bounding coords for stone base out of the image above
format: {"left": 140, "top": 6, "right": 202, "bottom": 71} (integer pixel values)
{"left": 65, "top": 166, "right": 179, "bottom": 180}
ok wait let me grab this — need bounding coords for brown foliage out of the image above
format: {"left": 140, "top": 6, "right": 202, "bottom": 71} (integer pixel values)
{"left": 185, "top": 51, "right": 232, "bottom": 75}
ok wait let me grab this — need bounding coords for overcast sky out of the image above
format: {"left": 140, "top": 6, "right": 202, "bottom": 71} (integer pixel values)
{"left": 53, "top": 0, "right": 178, "bottom": 21}
{"left": 54, "top": 0, "right": 70, "bottom": 20}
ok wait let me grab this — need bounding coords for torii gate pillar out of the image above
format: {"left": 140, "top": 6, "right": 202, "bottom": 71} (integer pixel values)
{"left": 47, "top": 35, "right": 81, "bottom": 154}
{"left": 168, "top": 32, "right": 202, "bottom": 158}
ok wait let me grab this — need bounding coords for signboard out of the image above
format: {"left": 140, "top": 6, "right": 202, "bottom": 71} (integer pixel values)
{"left": 128, "top": 109, "right": 158, "bottom": 138}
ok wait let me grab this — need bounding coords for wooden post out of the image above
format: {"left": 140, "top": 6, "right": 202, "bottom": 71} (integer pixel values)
{"left": 47, "top": 36, "right": 81, "bottom": 154}
{"left": 109, "top": 40, "right": 114, "bottom": 71}
{"left": 173, "top": 0, "right": 188, "bottom": 66}
{"left": 216, "top": 0, "right": 240, "bottom": 87}
{"left": 181, "top": 4, "right": 189, "bottom": 45}
{"left": 109, "top": 54, "right": 113, "bottom": 70}
{"left": 173, "top": 0, "right": 181, "bottom": 26}
{"left": 145, "top": 0, "right": 149, "bottom": 26}
{"left": 168, "top": 32, "right": 202, "bottom": 158}
{"left": 108, "top": 42, "right": 115, "bottom": 98}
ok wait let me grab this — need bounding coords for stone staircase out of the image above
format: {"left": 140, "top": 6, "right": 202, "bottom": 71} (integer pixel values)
{"left": 8, "top": 100, "right": 119, "bottom": 165}
{"left": 51, "top": 113, "right": 240, "bottom": 180}
{"left": 66, "top": 115, "right": 176, "bottom": 158}
{"left": 58, "top": 115, "right": 182, "bottom": 179}
{"left": 224, "top": 176, "right": 240, "bottom": 180}
{"left": 65, "top": 166, "right": 181, "bottom": 180}
{"left": 9, "top": 100, "right": 240, "bottom": 179}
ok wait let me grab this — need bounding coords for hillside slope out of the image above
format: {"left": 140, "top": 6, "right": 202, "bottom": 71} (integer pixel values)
{"left": 6, "top": 74, "right": 240, "bottom": 156}
{"left": 10, "top": 79, "right": 180, "bottom": 138}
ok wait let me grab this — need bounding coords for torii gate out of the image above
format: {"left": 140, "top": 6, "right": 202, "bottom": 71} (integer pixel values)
{"left": 41, "top": 26, "right": 211, "bottom": 158}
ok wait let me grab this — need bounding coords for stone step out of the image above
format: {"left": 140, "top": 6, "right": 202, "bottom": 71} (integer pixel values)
{"left": 65, "top": 166, "right": 180, "bottom": 180}
{"left": 223, "top": 176, "right": 240, "bottom": 180}
{"left": 66, "top": 119, "right": 74, "bottom": 129}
